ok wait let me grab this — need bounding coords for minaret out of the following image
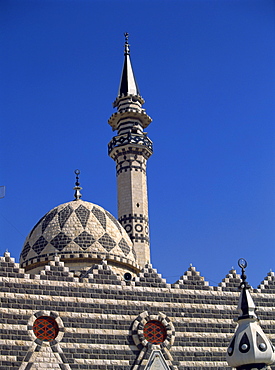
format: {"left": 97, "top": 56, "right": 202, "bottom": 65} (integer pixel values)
{"left": 227, "top": 259, "right": 275, "bottom": 370}
{"left": 108, "top": 33, "right": 153, "bottom": 267}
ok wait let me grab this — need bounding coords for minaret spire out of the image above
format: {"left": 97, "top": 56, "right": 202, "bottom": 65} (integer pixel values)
{"left": 118, "top": 33, "right": 140, "bottom": 97}
{"left": 108, "top": 34, "right": 153, "bottom": 267}
{"left": 226, "top": 259, "right": 275, "bottom": 370}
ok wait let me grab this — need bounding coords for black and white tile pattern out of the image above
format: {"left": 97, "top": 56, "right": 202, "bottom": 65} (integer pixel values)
{"left": 20, "top": 200, "right": 136, "bottom": 268}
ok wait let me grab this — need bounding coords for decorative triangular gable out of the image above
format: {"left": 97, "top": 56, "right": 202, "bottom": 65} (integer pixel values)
{"left": 80, "top": 260, "right": 122, "bottom": 285}
{"left": 219, "top": 268, "right": 242, "bottom": 291}
{"left": 131, "top": 312, "right": 178, "bottom": 370}
{"left": 19, "top": 311, "right": 71, "bottom": 370}
{"left": 145, "top": 350, "right": 171, "bottom": 370}
{"left": 19, "top": 341, "right": 71, "bottom": 370}
{"left": 258, "top": 271, "right": 275, "bottom": 292}
{"left": 134, "top": 264, "right": 168, "bottom": 288}
{"left": 39, "top": 256, "right": 76, "bottom": 282}
{"left": 171, "top": 265, "right": 210, "bottom": 290}
{"left": 0, "top": 251, "right": 26, "bottom": 278}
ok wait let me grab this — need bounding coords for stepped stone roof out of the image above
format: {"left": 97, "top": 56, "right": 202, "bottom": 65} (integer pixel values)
{"left": 20, "top": 199, "right": 137, "bottom": 272}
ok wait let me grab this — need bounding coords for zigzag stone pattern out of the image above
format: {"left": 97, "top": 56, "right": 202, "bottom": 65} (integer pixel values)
{"left": 0, "top": 252, "right": 275, "bottom": 370}
{"left": 20, "top": 200, "right": 136, "bottom": 272}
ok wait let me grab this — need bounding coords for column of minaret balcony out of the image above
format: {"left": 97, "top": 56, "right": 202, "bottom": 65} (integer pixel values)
{"left": 108, "top": 34, "right": 153, "bottom": 267}
{"left": 226, "top": 259, "right": 275, "bottom": 370}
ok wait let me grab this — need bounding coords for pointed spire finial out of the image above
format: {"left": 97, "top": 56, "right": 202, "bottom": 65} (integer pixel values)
{"left": 73, "top": 169, "right": 82, "bottom": 200}
{"left": 124, "top": 32, "right": 130, "bottom": 55}
{"left": 111, "top": 32, "right": 143, "bottom": 101}
{"left": 237, "top": 258, "right": 255, "bottom": 320}
{"left": 238, "top": 258, "right": 249, "bottom": 289}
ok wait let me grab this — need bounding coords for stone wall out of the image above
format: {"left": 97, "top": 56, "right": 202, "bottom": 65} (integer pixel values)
{"left": 0, "top": 252, "right": 274, "bottom": 370}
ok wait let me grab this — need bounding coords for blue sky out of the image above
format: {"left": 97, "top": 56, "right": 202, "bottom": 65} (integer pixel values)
{"left": 1, "top": 0, "right": 274, "bottom": 287}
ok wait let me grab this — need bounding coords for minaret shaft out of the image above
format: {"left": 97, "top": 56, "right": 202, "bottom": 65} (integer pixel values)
{"left": 109, "top": 126, "right": 152, "bottom": 267}
{"left": 109, "top": 134, "right": 152, "bottom": 266}
{"left": 112, "top": 146, "right": 150, "bottom": 266}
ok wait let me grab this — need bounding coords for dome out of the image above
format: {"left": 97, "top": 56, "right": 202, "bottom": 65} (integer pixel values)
{"left": 20, "top": 199, "right": 138, "bottom": 274}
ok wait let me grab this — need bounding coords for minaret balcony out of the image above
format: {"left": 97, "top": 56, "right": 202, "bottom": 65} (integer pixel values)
{"left": 108, "top": 133, "right": 153, "bottom": 156}
{"left": 108, "top": 110, "right": 152, "bottom": 131}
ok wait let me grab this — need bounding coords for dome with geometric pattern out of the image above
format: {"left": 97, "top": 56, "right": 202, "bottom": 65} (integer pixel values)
{"left": 20, "top": 199, "right": 138, "bottom": 273}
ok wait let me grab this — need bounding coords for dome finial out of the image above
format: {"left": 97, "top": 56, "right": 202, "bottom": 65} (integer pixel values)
{"left": 124, "top": 32, "right": 130, "bottom": 55}
{"left": 73, "top": 169, "right": 82, "bottom": 200}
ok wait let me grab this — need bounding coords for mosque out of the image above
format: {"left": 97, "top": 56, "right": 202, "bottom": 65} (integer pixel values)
{"left": 1, "top": 34, "right": 275, "bottom": 370}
